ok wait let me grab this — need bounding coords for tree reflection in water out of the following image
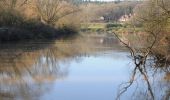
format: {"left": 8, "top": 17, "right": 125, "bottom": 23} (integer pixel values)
{"left": 0, "top": 41, "right": 85, "bottom": 100}
{"left": 114, "top": 32, "right": 170, "bottom": 100}
{"left": 0, "top": 37, "right": 115, "bottom": 100}
{"left": 0, "top": 36, "right": 169, "bottom": 100}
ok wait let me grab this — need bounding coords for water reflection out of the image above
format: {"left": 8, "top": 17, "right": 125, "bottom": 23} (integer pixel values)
{"left": 116, "top": 53, "right": 170, "bottom": 100}
{"left": 0, "top": 42, "right": 70, "bottom": 100}
{"left": 0, "top": 37, "right": 121, "bottom": 100}
{"left": 0, "top": 37, "right": 169, "bottom": 100}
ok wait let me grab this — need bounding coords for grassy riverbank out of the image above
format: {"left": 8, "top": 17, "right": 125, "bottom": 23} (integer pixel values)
{"left": 80, "top": 22, "right": 142, "bottom": 35}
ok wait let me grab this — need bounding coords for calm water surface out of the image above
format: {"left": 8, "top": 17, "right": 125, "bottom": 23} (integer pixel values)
{"left": 41, "top": 51, "right": 131, "bottom": 100}
{"left": 0, "top": 38, "right": 169, "bottom": 100}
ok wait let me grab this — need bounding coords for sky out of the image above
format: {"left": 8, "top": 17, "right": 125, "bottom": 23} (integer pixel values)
{"left": 90, "top": 0, "right": 139, "bottom": 1}
{"left": 90, "top": 0, "right": 116, "bottom": 1}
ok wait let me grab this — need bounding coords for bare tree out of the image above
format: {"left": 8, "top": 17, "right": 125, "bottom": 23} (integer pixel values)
{"left": 114, "top": 0, "right": 170, "bottom": 99}
{"left": 35, "top": 0, "right": 80, "bottom": 25}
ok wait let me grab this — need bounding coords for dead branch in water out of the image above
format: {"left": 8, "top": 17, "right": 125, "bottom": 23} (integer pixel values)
{"left": 112, "top": 31, "right": 156, "bottom": 100}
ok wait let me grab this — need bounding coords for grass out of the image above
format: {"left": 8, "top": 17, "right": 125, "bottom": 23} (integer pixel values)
{"left": 80, "top": 22, "right": 142, "bottom": 34}
{"left": 81, "top": 23, "right": 106, "bottom": 29}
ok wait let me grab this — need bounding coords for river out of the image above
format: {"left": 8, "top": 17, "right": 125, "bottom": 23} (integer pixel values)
{"left": 0, "top": 37, "right": 169, "bottom": 100}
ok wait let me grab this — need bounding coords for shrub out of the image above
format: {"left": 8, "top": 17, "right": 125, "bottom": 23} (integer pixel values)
{"left": 0, "top": 9, "right": 24, "bottom": 27}
{"left": 106, "top": 23, "right": 123, "bottom": 28}
{"left": 57, "top": 25, "right": 78, "bottom": 38}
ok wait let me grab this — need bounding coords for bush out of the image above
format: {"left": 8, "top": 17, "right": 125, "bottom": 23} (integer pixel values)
{"left": 0, "top": 9, "right": 24, "bottom": 27}
{"left": 106, "top": 23, "right": 123, "bottom": 28}
{"left": 57, "top": 25, "right": 78, "bottom": 38}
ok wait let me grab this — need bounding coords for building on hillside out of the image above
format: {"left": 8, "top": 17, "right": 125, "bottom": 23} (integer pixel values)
{"left": 119, "top": 14, "right": 133, "bottom": 22}
{"left": 91, "top": 16, "right": 105, "bottom": 23}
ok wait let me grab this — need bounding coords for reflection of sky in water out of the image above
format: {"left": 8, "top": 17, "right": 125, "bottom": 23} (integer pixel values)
{"left": 1, "top": 41, "right": 168, "bottom": 100}
{"left": 41, "top": 51, "right": 134, "bottom": 100}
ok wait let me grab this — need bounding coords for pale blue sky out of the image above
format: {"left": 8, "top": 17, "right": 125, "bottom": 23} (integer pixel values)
{"left": 91, "top": 0, "right": 115, "bottom": 1}
{"left": 90, "top": 0, "right": 138, "bottom": 1}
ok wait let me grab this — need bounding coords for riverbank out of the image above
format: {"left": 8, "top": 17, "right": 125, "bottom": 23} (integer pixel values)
{"left": 80, "top": 22, "right": 142, "bottom": 34}
{"left": 0, "top": 2, "right": 79, "bottom": 43}
{"left": 0, "top": 22, "right": 78, "bottom": 42}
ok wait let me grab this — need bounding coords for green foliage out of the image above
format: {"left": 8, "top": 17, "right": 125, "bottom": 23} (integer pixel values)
{"left": 106, "top": 23, "right": 123, "bottom": 28}
{"left": 80, "top": 23, "right": 105, "bottom": 33}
